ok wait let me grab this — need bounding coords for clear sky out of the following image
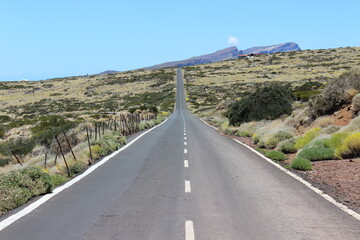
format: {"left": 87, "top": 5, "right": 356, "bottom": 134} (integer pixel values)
{"left": 1, "top": 0, "right": 360, "bottom": 81}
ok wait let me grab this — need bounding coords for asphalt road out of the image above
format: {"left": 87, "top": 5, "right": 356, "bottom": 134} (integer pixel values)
{"left": 1, "top": 69, "right": 360, "bottom": 239}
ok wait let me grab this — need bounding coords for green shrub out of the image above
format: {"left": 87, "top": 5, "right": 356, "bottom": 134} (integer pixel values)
{"left": 293, "top": 91, "right": 321, "bottom": 102}
{"left": 295, "top": 127, "right": 321, "bottom": 149}
{"left": 91, "top": 131, "right": 126, "bottom": 157}
{"left": 309, "top": 71, "right": 360, "bottom": 118}
{"left": 298, "top": 146, "right": 335, "bottom": 161}
{"left": 265, "top": 137, "right": 280, "bottom": 149}
{"left": 324, "top": 132, "right": 350, "bottom": 149}
{"left": 237, "top": 131, "right": 251, "bottom": 137}
{"left": 265, "top": 150, "right": 288, "bottom": 161}
{"left": 31, "top": 115, "right": 69, "bottom": 134}
{"left": 257, "top": 140, "right": 266, "bottom": 148}
{"left": 0, "top": 167, "right": 53, "bottom": 212}
{"left": 278, "top": 138, "right": 297, "bottom": 153}
{"left": 50, "top": 174, "right": 68, "bottom": 187}
{"left": 8, "top": 137, "right": 36, "bottom": 156}
{"left": 253, "top": 134, "right": 261, "bottom": 144}
{"left": 69, "top": 162, "right": 85, "bottom": 176}
{"left": 31, "top": 115, "right": 76, "bottom": 147}
{"left": 335, "top": 132, "right": 360, "bottom": 159}
{"left": 265, "top": 131, "right": 294, "bottom": 149}
{"left": 293, "top": 81, "right": 324, "bottom": 92}
{"left": 352, "top": 93, "right": 360, "bottom": 113}
{"left": 0, "top": 158, "right": 12, "bottom": 167}
{"left": 273, "top": 131, "right": 294, "bottom": 141}
{"left": 291, "top": 157, "right": 312, "bottom": 171}
{"left": 0, "top": 126, "right": 5, "bottom": 139}
{"left": 255, "top": 147, "right": 267, "bottom": 155}
{"left": 90, "top": 145, "right": 101, "bottom": 159}
{"left": 228, "top": 83, "right": 294, "bottom": 125}
{"left": 0, "top": 115, "right": 11, "bottom": 123}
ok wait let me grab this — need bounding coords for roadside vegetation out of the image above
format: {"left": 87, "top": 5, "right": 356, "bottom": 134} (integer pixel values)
{"left": 184, "top": 46, "right": 360, "bottom": 173}
{"left": 0, "top": 67, "right": 176, "bottom": 215}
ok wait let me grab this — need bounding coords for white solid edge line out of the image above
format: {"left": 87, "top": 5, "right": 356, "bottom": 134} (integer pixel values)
{"left": 199, "top": 118, "right": 360, "bottom": 221}
{"left": 185, "top": 220, "right": 195, "bottom": 240}
{"left": 184, "top": 160, "right": 189, "bottom": 168}
{"left": 0, "top": 118, "right": 170, "bottom": 231}
{"left": 185, "top": 181, "right": 191, "bottom": 193}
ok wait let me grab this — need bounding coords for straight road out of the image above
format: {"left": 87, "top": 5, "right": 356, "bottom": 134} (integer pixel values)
{"left": 0, "top": 69, "right": 360, "bottom": 239}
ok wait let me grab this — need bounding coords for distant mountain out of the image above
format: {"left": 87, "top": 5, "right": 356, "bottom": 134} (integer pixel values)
{"left": 241, "top": 42, "right": 301, "bottom": 55}
{"left": 98, "top": 70, "right": 118, "bottom": 75}
{"left": 99, "top": 42, "right": 301, "bottom": 73}
{"left": 143, "top": 42, "right": 301, "bottom": 70}
{"left": 143, "top": 47, "right": 239, "bottom": 70}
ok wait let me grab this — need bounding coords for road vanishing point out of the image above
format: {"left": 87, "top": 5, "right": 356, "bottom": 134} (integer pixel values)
{"left": 0, "top": 69, "right": 360, "bottom": 240}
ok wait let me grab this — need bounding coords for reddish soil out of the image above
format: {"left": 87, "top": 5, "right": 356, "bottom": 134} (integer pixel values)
{"left": 229, "top": 135, "right": 360, "bottom": 214}
{"left": 300, "top": 159, "right": 360, "bottom": 213}
{"left": 333, "top": 104, "right": 354, "bottom": 126}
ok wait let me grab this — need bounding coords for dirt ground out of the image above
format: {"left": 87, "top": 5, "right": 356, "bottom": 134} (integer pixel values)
{"left": 232, "top": 136, "right": 360, "bottom": 214}
{"left": 300, "top": 159, "right": 360, "bottom": 213}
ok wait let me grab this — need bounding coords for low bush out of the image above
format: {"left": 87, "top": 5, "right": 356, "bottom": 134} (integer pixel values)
{"left": 49, "top": 174, "right": 68, "bottom": 187}
{"left": 265, "top": 150, "right": 288, "bottom": 161}
{"left": 0, "top": 115, "right": 11, "bottom": 123}
{"left": 298, "top": 146, "right": 335, "bottom": 161}
{"left": 237, "top": 131, "right": 251, "bottom": 137}
{"left": 90, "top": 145, "right": 101, "bottom": 159}
{"left": 324, "top": 132, "right": 350, "bottom": 149}
{"left": 228, "top": 83, "right": 294, "bottom": 125}
{"left": 255, "top": 147, "right": 267, "bottom": 155}
{"left": 265, "top": 137, "right": 280, "bottom": 149}
{"left": 294, "top": 127, "right": 321, "bottom": 149}
{"left": 335, "top": 132, "right": 360, "bottom": 159}
{"left": 352, "top": 93, "right": 360, "bottom": 113}
{"left": 257, "top": 140, "right": 266, "bottom": 149}
{"left": 0, "top": 158, "right": 12, "bottom": 167}
{"left": 0, "top": 126, "right": 4, "bottom": 139}
{"left": 91, "top": 131, "right": 126, "bottom": 157}
{"left": 0, "top": 167, "right": 53, "bottom": 212}
{"left": 69, "top": 162, "right": 85, "bottom": 176}
{"left": 32, "top": 115, "right": 76, "bottom": 147}
{"left": 253, "top": 134, "right": 261, "bottom": 144}
{"left": 308, "top": 71, "right": 360, "bottom": 118}
{"left": 278, "top": 138, "right": 297, "bottom": 153}
{"left": 293, "top": 91, "right": 321, "bottom": 102}
{"left": 8, "top": 137, "right": 36, "bottom": 156}
{"left": 265, "top": 131, "right": 294, "bottom": 149}
{"left": 291, "top": 157, "right": 312, "bottom": 171}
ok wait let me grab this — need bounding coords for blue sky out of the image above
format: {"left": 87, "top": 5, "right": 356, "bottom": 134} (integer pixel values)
{"left": 1, "top": 0, "right": 359, "bottom": 81}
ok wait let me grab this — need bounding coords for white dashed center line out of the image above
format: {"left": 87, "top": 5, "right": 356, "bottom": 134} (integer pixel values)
{"left": 185, "top": 181, "right": 191, "bottom": 193}
{"left": 184, "top": 137, "right": 187, "bottom": 140}
{"left": 185, "top": 220, "right": 195, "bottom": 240}
{"left": 184, "top": 149, "right": 188, "bottom": 154}
{"left": 184, "top": 142, "right": 187, "bottom": 146}
{"left": 184, "top": 160, "right": 189, "bottom": 168}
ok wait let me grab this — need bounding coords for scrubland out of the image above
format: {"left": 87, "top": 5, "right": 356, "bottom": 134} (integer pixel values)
{"left": 0, "top": 67, "right": 175, "bottom": 215}
{"left": 185, "top": 46, "right": 360, "bottom": 212}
